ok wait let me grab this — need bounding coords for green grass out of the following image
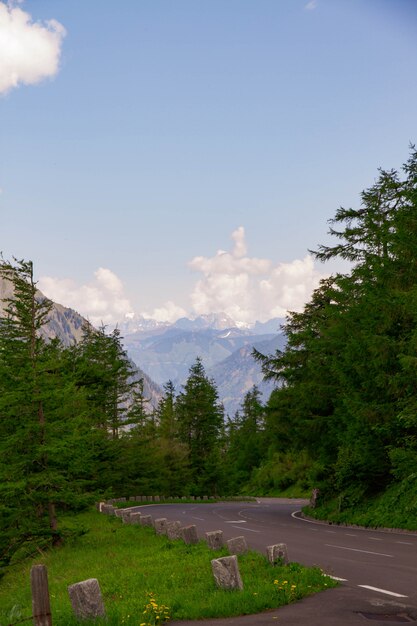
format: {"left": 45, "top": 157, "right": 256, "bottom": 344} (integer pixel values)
{"left": 0, "top": 510, "right": 335, "bottom": 625}
{"left": 304, "top": 475, "right": 417, "bottom": 531}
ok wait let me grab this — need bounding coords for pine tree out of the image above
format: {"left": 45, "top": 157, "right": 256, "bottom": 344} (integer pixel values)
{"left": 0, "top": 259, "right": 87, "bottom": 570}
{"left": 155, "top": 380, "right": 176, "bottom": 439}
{"left": 175, "top": 358, "right": 225, "bottom": 494}
{"left": 75, "top": 325, "right": 135, "bottom": 437}
{"left": 225, "top": 387, "right": 265, "bottom": 489}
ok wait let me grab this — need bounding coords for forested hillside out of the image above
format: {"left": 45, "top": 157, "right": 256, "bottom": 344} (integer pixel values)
{"left": 253, "top": 148, "right": 417, "bottom": 526}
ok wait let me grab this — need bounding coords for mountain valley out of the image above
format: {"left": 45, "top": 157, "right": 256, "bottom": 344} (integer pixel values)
{"left": 121, "top": 314, "right": 285, "bottom": 415}
{"left": 1, "top": 275, "right": 283, "bottom": 415}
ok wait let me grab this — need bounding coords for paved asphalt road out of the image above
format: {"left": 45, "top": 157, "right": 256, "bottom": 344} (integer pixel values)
{"left": 129, "top": 498, "right": 417, "bottom": 625}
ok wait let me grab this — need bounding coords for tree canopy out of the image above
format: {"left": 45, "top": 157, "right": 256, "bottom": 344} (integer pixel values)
{"left": 255, "top": 147, "right": 417, "bottom": 506}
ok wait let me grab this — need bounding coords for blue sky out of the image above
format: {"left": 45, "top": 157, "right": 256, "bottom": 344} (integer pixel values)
{"left": 1, "top": 0, "right": 417, "bottom": 325}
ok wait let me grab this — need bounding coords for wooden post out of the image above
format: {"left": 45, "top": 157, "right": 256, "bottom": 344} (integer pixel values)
{"left": 31, "top": 565, "right": 52, "bottom": 626}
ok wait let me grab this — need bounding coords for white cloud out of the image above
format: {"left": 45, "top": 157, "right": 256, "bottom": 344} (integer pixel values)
{"left": 0, "top": 1, "right": 66, "bottom": 95}
{"left": 37, "top": 228, "right": 326, "bottom": 329}
{"left": 188, "top": 226, "right": 325, "bottom": 324}
{"left": 38, "top": 268, "right": 134, "bottom": 327}
{"left": 305, "top": 1, "right": 318, "bottom": 10}
{"left": 143, "top": 301, "right": 187, "bottom": 324}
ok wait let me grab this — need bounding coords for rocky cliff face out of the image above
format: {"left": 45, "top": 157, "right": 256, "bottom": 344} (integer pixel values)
{"left": 0, "top": 275, "right": 86, "bottom": 346}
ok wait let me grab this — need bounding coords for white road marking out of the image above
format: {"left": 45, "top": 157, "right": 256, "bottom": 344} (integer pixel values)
{"left": 345, "top": 533, "right": 357, "bottom": 537}
{"left": 325, "top": 530, "right": 337, "bottom": 534}
{"left": 290, "top": 510, "right": 416, "bottom": 539}
{"left": 191, "top": 516, "right": 205, "bottom": 521}
{"left": 329, "top": 576, "right": 348, "bottom": 582}
{"left": 368, "top": 537, "right": 382, "bottom": 541}
{"left": 291, "top": 510, "right": 310, "bottom": 521}
{"left": 226, "top": 520, "right": 246, "bottom": 524}
{"left": 358, "top": 585, "right": 408, "bottom": 598}
{"left": 310, "top": 528, "right": 318, "bottom": 531}
{"left": 231, "top": 525, "right": 260, "bottom": 533}
{"left": 291, "top": 511, "right": 331, "bottom": 526}
{"left": 396, "top": 541, "right": 413, "bottom": 545}
{"left": 325, "top": 544, "right": 393, "bottom": 558}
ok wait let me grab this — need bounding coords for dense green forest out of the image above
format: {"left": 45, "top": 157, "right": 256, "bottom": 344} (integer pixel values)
{"left": 0, "top": 259, "right": 245, "bottom": 574}
{"left": 254, "top": 147, "right": 417, "bottom": 524}
{"left": 1, "top": 149, "right": 417, "bottom": 575}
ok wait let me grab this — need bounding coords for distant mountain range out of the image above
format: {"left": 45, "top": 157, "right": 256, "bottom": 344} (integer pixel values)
{"left": 208, "top": 333, "right": 285, "bottom": 417}
{"left": 1, "top": 276, "right": 285, "bottom": 415}
{"left": 121, "top": 313, "right": 285, "bottom": 415}
{"left": 118, "top": 313, "right": 283, "bottom": 336}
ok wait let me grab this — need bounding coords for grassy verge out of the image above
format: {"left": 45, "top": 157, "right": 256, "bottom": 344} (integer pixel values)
{"left": 0, "top": 510, "right": 335, "bottom": 625}
{"left": 303, "top": 476, "right": 417, "bottom": 531}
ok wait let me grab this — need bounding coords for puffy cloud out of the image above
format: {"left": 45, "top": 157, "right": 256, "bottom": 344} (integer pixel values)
{"left": 190, "top": 227, "right": 270, "bottom": 277}
{"left": 305, "top": 0, "right": 318, "bottom": 9}
{"left": 94, "top": 267, "right": 124, "bottom": 295}
{"left": 143, "top": 301, "right": 187, "bottom": 324}
{"left": 37, "top": 229, "right": 326, "bottom": 329}
{"left": 231, "top": 225, "right": 247, "bottom": 258}
{"left": 38, "top": 268, "right": 134, "bottom": 327}
{"left": 0, "top": 1, "right": 66, "bottom": 95}
{"left": 189, "top": 227, "right": 325, "bottom": 324}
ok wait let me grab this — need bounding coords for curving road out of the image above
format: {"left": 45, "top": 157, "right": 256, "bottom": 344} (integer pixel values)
{"left": 129, "top": 498, "right": 417, "bottom": 623}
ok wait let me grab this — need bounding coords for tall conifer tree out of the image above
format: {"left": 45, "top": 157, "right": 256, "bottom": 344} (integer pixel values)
{"left": 176, "top": 358, "right": 225, "bottom": 494}
{"left": 0, "top": 259, "right": 83, "bottom": 569}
